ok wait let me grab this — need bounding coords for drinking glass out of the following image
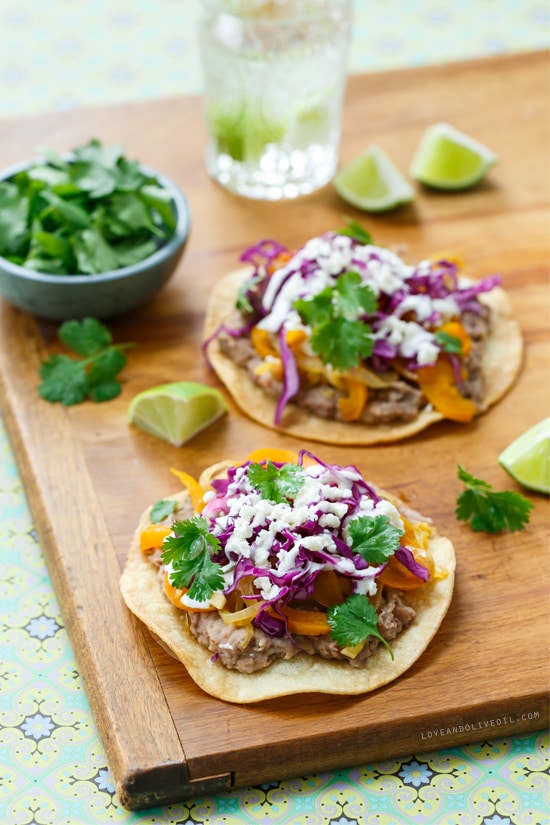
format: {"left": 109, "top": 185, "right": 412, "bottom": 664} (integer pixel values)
{"left": 198, "top": 0, "right": 352, "bottom": 200}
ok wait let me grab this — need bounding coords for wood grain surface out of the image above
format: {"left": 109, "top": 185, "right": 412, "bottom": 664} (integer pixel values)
{"left": 0, "top": 51, "right": 548, "bottom": 810}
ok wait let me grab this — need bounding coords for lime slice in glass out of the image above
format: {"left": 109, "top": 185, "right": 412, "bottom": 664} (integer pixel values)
{"left": 498, "top": 418, "right": 550, "bottom": 494}
{"left": 128, "top": 381, "right": 228, "bottom": 446}
{"left": 410, "top": 122, "right": 498, "bottom": 190}
{"left": 333, "top": 145, "right": 415, "bottom": 212}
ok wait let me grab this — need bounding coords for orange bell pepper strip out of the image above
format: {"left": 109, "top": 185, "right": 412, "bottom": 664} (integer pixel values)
{"left": 401, "top": 516, "right": 432, "bottom": 551}
{"left": 416, "top": 355, "right": 477, "bottom": 423}
{"left": 170, "top": 468, "right": 205, "bottom": 513}
{"left": 377, "top": 555, "right": 426, "bottom": 591}
{"left": 437, "top": 320, "right": 472, "bottom": 356}
{"left": 246, "top": 447, "right": 300, "bottom": 465}
{"left": 268, "top": 604, "right": 331, "bottom": 636}
{"left": 267, "top": 250, "right": 293, "bottom": 274}
{"left": 377, "top": 534, "right": 435, "bottom": 590}
{"left": 140, "top": 524, "right": 172, "bottom": 554}
{"left": 250, "top": 326, "right": 279, "bottom": 359}
{"left": 312, "top": 569, "right": 350, "bottom": 608}
{"left": 338, "top": 377, "right": 368, "bottom": 422}
{"left": 163, "top": 571, "right": 216, "bottom": 612}
{"left": 285, "top": 328, "right": 308, "bottom": 355}
{"left": 253, "top": 359, "right": 284, "bottom": 382}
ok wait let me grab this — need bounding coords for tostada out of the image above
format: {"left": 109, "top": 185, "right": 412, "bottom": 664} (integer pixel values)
{"left": 203, "top": 226, "right": 522, "bottom": 444}
{"left": 120, "top": 449, "right": 455, "bottom": 703}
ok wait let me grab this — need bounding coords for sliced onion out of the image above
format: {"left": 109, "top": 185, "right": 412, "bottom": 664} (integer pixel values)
{"left": 220, "top": 601, "right": 264, "bottom": 626}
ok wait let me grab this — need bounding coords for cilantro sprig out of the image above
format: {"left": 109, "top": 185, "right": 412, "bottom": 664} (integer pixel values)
{"left": 294, "top": 271, "right": 377, "bottom": 371}
{"left": 336, "top": 220, "right": 373, "bottom": 245}
{"left": 347, "top": 514, "right": 403, "bottom": 565}
{"left": 38, "top": 317, "right": 133, "bottom": 405}
{"left": 435, "top": 330, "right": 463, "bottom": 354}
{"left": 247, "top": 460, "right": 305, "bottom": 504}
{"left": 161, "top": 516, "right": 225, "bottom": 602}
{"left": 150, "top": 498, "right": 178, "bottom": 524}
{"left": 0, "top": 139, "right": 176, "bottom": 275}
{"left": 456, "top": 465, "right": 534, "bottom": 533}
{"left": 328, "top": 594, "right": 394, "bottom": 658}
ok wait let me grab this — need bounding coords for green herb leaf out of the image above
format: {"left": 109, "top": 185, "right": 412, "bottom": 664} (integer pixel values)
{"left": 435, "top": 330, "right": 463, "bottom": 354}
{"left": 247, "top": 460, "right": 305, "bottom": 504}
{"left": 38, "top": 318, "right": 132, "bottom": 406}
{"left": 456, "top": 465, "right": 534, "bottom": 533}
{"left": 86, "top": 347, "right": 127, "bottom": 384}
{"left": 0, "top": 139, "right": 176, "bottom": 275}
{"left": 58, "top": 317, "right": 112, "bottom": 355}
{"left": 311, "top": 316, "right": 374, "bottom": 371}
{"left": 336, "top": 220, "right": 373, "bottom": 245}
{"left": 0, "top": 182, "right": 29, "bottom": 254}
{"left": 161, "top": 516, "right": 224, "bottom": 602}
{"left": 150, "top": 499, "right": 178, "bottom": 524}
{"left": 294, "top": 271, "right": 375, "bottom": 371}
{"left": 237, "top": 273, "right": 265, "bottom": 314}
{"left": 88, "top": 379, "right": 123, "bottom": 403}
{"left": 294, "top": 287, "right": 334, "bottom": 328}
{"left": 328, "top": 594, "right": 394, "bottom": 658}
{"left": 38, "top": 355, "right": 89, "bottom": 405}
{"left": 348, "top": 514, "right": 403, "bottom": 565}
{"left": 334, "top": 271, "right": 377, "bottom": 318}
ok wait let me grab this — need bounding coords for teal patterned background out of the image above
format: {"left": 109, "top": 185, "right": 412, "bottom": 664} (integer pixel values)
{"left": 0, "top": 0, "right": 548, "bottom": 119}
{"left": 0, "top": 1, "right": 549, "bottom": 823}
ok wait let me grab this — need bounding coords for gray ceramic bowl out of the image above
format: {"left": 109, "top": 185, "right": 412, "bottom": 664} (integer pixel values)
{"left": 0, "top": 160, "right": 191, "bottom": 321}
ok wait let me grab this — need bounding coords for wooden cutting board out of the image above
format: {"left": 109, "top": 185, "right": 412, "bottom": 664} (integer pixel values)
{"left": 0, "top": 52, "right": 548, "bottom": 811}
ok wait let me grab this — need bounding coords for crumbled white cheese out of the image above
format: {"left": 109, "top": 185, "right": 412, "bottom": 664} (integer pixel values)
{"left": 206, "top": 458, "right": 405, "bottom": 603}
{"left": 353, "top": 576, "right": 378, "bottom": 597}
{"left": 374, "top": 499, "right": 404, "bottom": 531}
{"left": 253, "top": 576, "right": 281, "bottom": 601}
{"left": 257, "top": 232, "right": 465, "bottom": 367}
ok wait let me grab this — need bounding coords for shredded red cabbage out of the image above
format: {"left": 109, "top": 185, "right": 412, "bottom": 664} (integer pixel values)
{"left": 203, "top": 231, "right": 501, "bottom": 423}
{"left": 275, "top": 327, "right": 300, "bottom": 425}
{"left": 199, "top": 451, "right": 430, "bottom": 639}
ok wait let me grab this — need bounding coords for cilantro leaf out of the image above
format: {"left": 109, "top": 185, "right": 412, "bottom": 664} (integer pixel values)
{"left": 0, "top": 139, "right": 176, "bottom": 275}
{"left": 86, "top": 347, "right": 127, "bottom": 384}
{"left": 294, "top": 287, "right": 334, "bottom": 328}
{"left": 150, "top": 499, "right": 178, "bottom": 524}
{"left": 311, "top": 316, "right": 374, "bottom": 371}
{"left": 294, "top": 271, "right": 375, "bottom": 371}
{"left": 88, "top": 379, "right": 123, "bottom": 403}
{"left": 237, "top": 272, "right": 266, "bottom": 314}
{"left": 59, "top": 317, "right": 112, "bottom": 355}
{"left": 336, "top": 220, "right": 373, "bottom": 245}
{"left": 161, "top": 516, "right": 224, "bottom": 602}
{"left": 334, "top": 271, "right": 377, "bottom": 318}
{"left": 38, "top": 354, "right": 89, "bottom": 405}
{"left": 456, "top": 465, "right": 534, "bottom": 533}
{"left": 435, "top": 330, "right": 463, "bottom": 355}
{"left": 38, "top": 318, "right": 132, "bottom": 406}
{"left": 247, "top": 460, "right": 305, "bottom": 504}
{"left": 328, "top": 594, "right": 394, "bottom": 658}
{"left": 348, "top": 514, "right": 403, "bottom": 565}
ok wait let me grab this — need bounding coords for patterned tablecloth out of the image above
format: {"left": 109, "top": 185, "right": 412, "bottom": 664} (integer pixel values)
{"left": 0, "top": 1, "right": 549, "bottom": 823}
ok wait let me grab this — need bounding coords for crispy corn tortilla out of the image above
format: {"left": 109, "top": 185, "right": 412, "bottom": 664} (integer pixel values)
{"left": 120, "top": 486, "right": 456, "bottom": 704}
{"left": 203, "top": 266, "right": 523, "bottom": 445}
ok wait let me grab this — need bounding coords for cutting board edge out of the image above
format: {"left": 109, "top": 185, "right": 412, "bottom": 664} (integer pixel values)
{"left": 0, "top": 308, "right": 198, "bottom": 806}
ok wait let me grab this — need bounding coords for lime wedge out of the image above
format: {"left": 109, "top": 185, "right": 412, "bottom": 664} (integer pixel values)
{"left": 498, "top": 418, "right": 550, "bottom": 494}
{"left": 410, "top": 122, "right": 498, "bottom": 190}
{"left": 333, "top": 145, "right": 415, "bottom": 212}
{"left": 128, "top": 381, "right": 228, "bottom": 446}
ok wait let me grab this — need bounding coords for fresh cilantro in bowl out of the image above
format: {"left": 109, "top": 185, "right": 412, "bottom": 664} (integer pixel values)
{"left": 0, "top": 139, "right": 178, "bottom": 276}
